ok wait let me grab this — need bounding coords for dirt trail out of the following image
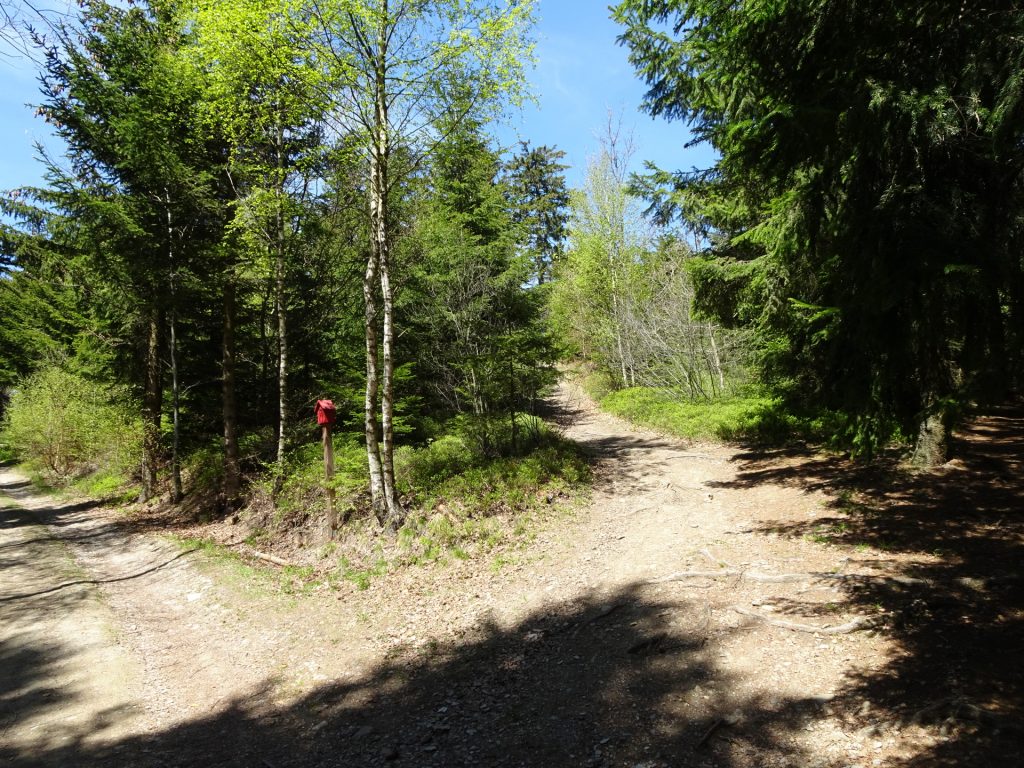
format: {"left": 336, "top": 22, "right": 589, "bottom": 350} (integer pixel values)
{"left": 0, "top": 482, "right": 143, "bottom": 757}
{"left": 1, "top": 384, "right": 1020, "bottom": 767}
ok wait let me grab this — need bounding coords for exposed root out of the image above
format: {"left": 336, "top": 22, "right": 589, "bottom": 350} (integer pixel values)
{"left": 731, "top": 606, "right": 879, "bottom": 634}
{"left": 654, "top": 568, "right": 808, "bottom": 584}
{"left": 908, "top": 696, "right": 1019, "bottom": 731}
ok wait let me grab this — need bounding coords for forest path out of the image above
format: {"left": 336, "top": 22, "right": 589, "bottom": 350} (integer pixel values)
{"left": 1, "top": 386, "right": 1020, "bottom": 767}
{"left": 0, "top": 472, "right": 144, "bottom": 758}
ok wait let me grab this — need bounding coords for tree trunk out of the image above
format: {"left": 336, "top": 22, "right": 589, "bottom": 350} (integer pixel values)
{"left": 911, "top": 409, "right": 949, "bottom": 469}
{"left": 169, "top": 306, "right": 182, "bottom": 503}
{"left": 379, "top": 227, "right": 400, "bottom": 524}
{"left": 707, "top": 322, "right": 725, "bottom": 395}
{"left": 367, "top": 4, "right": 401, "bottom": 527}
{"left": 275, "top": 120, "right": 288, "bottom": 468}
{"left": 139, "top": 311, "right": 163, "bottom": 503}
{"left": 363, "top": 232, "right": 386, "bottom": 522}
{"left": 222, "top": 277, "right": 241, "bottom": 506}
{"left": 167, "top": 196, "right": 182, "bottom": 504}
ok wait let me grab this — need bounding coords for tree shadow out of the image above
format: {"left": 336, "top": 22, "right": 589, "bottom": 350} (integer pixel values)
{"left": 709, "top": 408, "right": 1024, "bottom": 766}
{"left": 4, "top": 583, "right": 837, "bottom": 768}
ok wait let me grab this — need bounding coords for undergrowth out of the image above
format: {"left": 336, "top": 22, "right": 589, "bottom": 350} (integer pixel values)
{"left": 583, "top": 371, "right": 837, "bottom": 444}
{"left": 236, "top": 415, "right": 591, "bottom": 588}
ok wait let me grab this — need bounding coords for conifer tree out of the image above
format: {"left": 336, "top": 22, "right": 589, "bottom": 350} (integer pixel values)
{"left": 614, "top": 0, "right": 1024, "bottom": 462}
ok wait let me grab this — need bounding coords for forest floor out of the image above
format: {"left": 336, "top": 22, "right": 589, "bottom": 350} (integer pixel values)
{"left": 1, "top": 379, "right": 1021, "bottom": 768}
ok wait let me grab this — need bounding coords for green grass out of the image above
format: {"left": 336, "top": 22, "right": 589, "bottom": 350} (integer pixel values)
{"left": 169, "top": 535, "right": 294, "bottom": 595}
{"left": 584, "top": 371, "right": 838, "bottom": 444}
{"left": 390, "top": 422, "right": 590, "bottom": 566}
{"left": 69, "top": 469, "right": 137, "bottom": 504}
{"left": 598, "top": 386, "right": 785, "bottom": 442}
{"left": 336, "top": 555, "right": 388, "bottom": 590}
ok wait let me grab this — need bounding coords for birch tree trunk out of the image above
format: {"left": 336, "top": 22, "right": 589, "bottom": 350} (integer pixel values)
{"left": 169, "top": 307, "right": 182, "bottom": 503}
{"left": 363, "top": 219, "right": 386, "bottom": 521}
{"left": 275, "top": 120, "right": 288, "bottom": 468}
{"left": 165, "top": 194, "right": 182, "bottom": 503}
{"left": 368, "top": 2, "right": 401, "bottom": 526}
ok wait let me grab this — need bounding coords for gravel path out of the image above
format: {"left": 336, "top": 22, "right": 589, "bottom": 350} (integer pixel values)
{"left": 2, "top": 383, "right": 1008, "bottom": 767}
{"left": 0, "top": 471, "right": 144, "bottom": 759}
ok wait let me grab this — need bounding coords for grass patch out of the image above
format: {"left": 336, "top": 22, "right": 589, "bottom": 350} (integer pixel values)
{"left": 598, "top": 386, "right": 782, "bottom": 441}
{"left": 587, "top": 376, "right": 837, "bottom": 445}
{"left": 169, "top": 535, "right": 296, "bottom": 595}
{"left": 69, "top": 469, "right": 137, "bottom": 505}
{"left": 336, "top": 555, "right": 388, "bottom": 590}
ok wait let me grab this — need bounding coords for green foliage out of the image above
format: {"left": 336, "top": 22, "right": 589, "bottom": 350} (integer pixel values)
{"left": 395, "top": 418, "right": 588, "bottom": 512}
{"left": 69, "top": 469, "right": 138, "bottom": 504}
{"left": 274, "top": 435, "right": 368, "bottom": 512}
{"left": 597, "top": 386, "right": 774, "bottom": 442}
{"left": 504, "top": 142, "right": 570, "bottom": 284}
{"left": 268, "top": 418, "right": 588, "bottom": 529}
{"left": 404, "top": 115, "right": 558, "bottom": 451}
{"left": 589, "top": 374, "right": 839, "bottom": 445}
{"left": 0, "top": 0, "right": 568, "bottom": 532}
{"left": 337, "top": 555, "right": 387, "bottom": 590}
{"left": 551, "top": 138, "right": 651, "bottom": 384}
{"left": 613, "top": 0, "right": 1024, "bottom": 459}
{"left": 182, "top": 443, "right": 225, "bottom": 496}
{"left": 393, "top": 423, "right": 588, "bottom": 564}
{"left": 552, "top": 138, "right": 751, "bottom": 400}
{"left": 1, "top": 365, "right": 140, "bottom": 480}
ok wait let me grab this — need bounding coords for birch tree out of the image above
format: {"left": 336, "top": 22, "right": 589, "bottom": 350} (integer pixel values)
{"left": 554, "top": 126, "right": 650, "bottom": 388}
{"left": 303, "top": 0, "right": 535, "bottom": 526}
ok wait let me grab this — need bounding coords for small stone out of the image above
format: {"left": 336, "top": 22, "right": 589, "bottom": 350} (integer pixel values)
{"left": 354, "top": 725, "right": 374, "bottom": 739}
{"left": 382, "top": 745, "right": 400, "bottom": 761}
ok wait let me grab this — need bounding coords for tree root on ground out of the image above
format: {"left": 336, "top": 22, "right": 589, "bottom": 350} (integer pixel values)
{"left": 908, "top": 696, "right": 1020, "bottom": 732}
{"left": 730, "top": 606, "right": 879, "bottom": 634}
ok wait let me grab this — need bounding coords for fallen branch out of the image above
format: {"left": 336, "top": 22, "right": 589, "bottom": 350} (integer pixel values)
{"left": 731, "top": 606, "right": 878, "bottom": 634}
{"left": 695, "top": 718, "right": 725, "bottom": 748}
{"left": 653, "top": 569, "right": 806, "bottom": 584}
{"left": 909, "top": 696, "right": 1021, "bottom": 732}
{"left": 700, "top": 548, "right": 733, "bottom": 568}
{"left": 661, "top": 552, "right": 1012, "bottom": 591}
{"left": 249, "top": 550, "right": 293, "bottom": 568}
{"left": 695, "top": 712, "right": 740, "bottom": 748}
{"left": 655, "top": 567, "right": 932, "bottom": 588}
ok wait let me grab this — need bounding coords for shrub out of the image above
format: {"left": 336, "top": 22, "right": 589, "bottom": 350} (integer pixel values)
{"left": 1, "top": 365, "right": 140, "bottom": 480}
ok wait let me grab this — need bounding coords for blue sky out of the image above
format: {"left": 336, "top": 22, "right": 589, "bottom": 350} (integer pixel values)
{"left": 497, "top": 2, "right": 716, "bottom": 188}
{"left": 0, "top": 1, "right": 716, "bottom": 194}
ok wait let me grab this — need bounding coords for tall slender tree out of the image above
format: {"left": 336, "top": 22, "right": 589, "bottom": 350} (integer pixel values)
{"left": 302, "top": 0, "right": 536, "bottom": 525}
{"left": 505, "top": 141, "right": 570, "bottom": 285}
{"left": 186, "top": 0, "right": 326, "bottom": 471}
{"left": 33, "top": 0, "right": 228, "bottom": 499}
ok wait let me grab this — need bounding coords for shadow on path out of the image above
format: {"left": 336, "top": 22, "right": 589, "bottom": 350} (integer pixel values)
{"left": 709, "top": 408, "right": 1024, "bottom": 766}
{"left": 3, "top": 582, "right": 828, "bottom": 768}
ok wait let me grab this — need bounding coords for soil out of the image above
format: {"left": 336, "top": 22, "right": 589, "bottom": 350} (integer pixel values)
{"left": 1, "top": 379, "right": 1021, "bottom": 767}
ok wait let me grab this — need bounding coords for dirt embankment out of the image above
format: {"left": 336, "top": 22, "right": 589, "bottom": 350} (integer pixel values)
{"left": 1, "top": 383, "right": 1020, "bottom": 767}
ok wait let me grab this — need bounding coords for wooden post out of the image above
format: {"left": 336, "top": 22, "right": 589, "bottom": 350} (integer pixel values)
{"left": 323, "top": 423, "right": 337, "bottom": 536}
